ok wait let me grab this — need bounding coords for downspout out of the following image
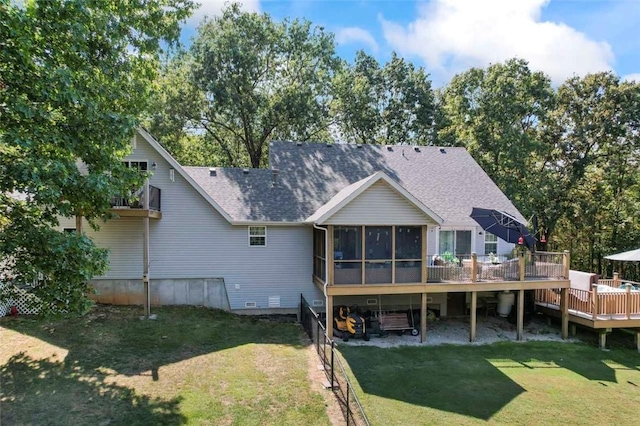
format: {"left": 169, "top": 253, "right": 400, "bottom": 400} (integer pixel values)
{"left": 313, "top": 223, "right": 329, "bottom": 317}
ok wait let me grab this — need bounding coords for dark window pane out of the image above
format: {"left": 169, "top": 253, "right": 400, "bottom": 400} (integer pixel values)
{"left": 365, "top": 226, "right": 392, "bottom": 260}
{"left": 456, "top": 231, "right": 472, "bottom": 256}
{"left": 396, "top": 226, "right": 422, "bottom": 259}
{"left": 334, "top": 226, "right": 361, "bottom": 260}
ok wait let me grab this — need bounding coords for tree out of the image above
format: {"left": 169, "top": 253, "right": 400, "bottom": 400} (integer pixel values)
{"left": 438, "top": 59, "right": 556, "bottom": 232}
{"left": 0, "top": 0, "right": 194, "bottom": 314}
{"left": 546, "top": 73, "right": 640, "bottom": 274}
{"left": 149, "top": 3, "right": 340, "bottom": 168}
{"left": 331, "top": 51, "right": 436, "bottom": 145}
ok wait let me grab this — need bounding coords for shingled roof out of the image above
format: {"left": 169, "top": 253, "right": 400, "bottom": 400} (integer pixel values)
{"left": 183, "top": 142, "right": 525, "bottom": 225}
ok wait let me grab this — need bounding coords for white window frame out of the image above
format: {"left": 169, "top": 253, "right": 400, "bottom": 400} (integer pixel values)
{"left": 484, "top": 232, "right": 498, "bottom": 255}
{"left": 436, "top": 228, "right": 475, "bottom": 256}
{"left": 248, "top": 226, "right": 267, "bottom": 247}
{"left": 123, "top": 160, "right": 149, "bottom": 171}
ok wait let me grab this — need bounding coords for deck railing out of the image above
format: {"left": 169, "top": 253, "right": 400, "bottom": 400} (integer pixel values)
{"left": 536, "top": 283, "right": 640, "bottom": 319}
{"left": 110, "top": 184, "right": 161, "bottom": 211}
{"left": 425, "top": 251, "right": 568, "bottom": 284}
{"left": 331, "top": 251, "right": 569, "bottom": 286}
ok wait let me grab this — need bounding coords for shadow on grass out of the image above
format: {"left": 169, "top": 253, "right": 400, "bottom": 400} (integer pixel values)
{"left": 1, "top": 353, "right": 184, "bottom": 425}
{"left": 340, "top": 341, "right": 640, "bottom": 421}
{"left": 0, "top": 304, "right": 304, "bottom": 378}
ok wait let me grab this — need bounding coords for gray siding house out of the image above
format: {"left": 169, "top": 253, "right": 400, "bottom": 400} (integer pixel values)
{"left": 58, "top": 128, "right": 571, "bottom": 341}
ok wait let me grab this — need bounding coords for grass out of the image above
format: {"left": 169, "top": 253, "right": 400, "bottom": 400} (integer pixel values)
{"left": 0, "top": 305, "right": 331, "bottom": 426}
{"left": 339, "top": 340, "right": 640, "bottom": 425}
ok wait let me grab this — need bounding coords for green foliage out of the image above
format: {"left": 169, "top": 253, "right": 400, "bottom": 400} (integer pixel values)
{"left": 438, "top": 58, "right": 556, "bottom": 224}
{"left": 549, "top": 73, "right": 640, "bottom": 275}
{"left": 439, "top": 59, "right": 640, "bottom": 273}
{"left": 149, "top": 3, "right": 340, "bottom": 168}
{"left": 0, "top": 0, "right": 195, "bottom": 315}
{"left": 332, "top": 51, "right": 436, "bottom": 145}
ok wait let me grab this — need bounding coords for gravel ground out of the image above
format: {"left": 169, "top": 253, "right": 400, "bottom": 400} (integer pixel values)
{"left": 338, "top": 314, "right": 574, "bottom": 348}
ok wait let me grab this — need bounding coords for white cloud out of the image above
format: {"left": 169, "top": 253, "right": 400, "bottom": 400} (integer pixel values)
{"left": 379, "top": 0, "right": 614, "bottom": 84}
{"left": 622, "top": 73, "right": 640, "bottom": 83}
{"left": 186, "top": 0, "right": 261, "bottom": 27}
{"left": 336, "top": 27, "right": 379, "bottom": 53}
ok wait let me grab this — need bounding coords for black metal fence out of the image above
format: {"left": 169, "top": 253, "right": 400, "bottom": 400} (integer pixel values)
{"left": 300, "top": 295, "right": 370, "bottom": 426}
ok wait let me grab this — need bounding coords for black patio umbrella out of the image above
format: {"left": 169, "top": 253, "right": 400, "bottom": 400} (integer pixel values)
{"left": 470, "top": 207, "right": 537, "bottom": 251}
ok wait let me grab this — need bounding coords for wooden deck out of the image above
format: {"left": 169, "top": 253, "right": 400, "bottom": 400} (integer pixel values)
{"left": 535, "top": 279, "right": 640, "bottom": 351}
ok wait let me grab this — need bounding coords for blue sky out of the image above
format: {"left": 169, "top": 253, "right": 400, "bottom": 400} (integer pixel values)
{"left": 181, "top": 0, "right": 640, "bottom": 86}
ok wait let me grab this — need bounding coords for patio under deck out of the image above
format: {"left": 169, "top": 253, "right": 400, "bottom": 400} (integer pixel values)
{"left": 535, "top": 277, "right": 640, "bottom": 351}
{"left": 315, "top": 250, "right": 572, "bottom": 343}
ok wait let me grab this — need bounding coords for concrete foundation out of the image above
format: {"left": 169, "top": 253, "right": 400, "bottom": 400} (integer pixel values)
{"left": 90, "top": 278, "right": 231, "bottom": 310}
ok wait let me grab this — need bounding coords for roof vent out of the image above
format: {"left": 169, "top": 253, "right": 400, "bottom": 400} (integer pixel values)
{"left": 296, "top": 141, "right": 303, "bottom": 146}
{"left": 272, "top": 169, "right": 279, "bottom": 187}
{"left": 326, "top": 143, "right": 332, "bottom": 147}
{"left": 242, "top": 168, "right": 249, "bottom": 175}
{"left": 439, "top": 148, "right": 447, "bottom": 154}
{"left": 386, "top": 146, "right": 393, "bottom": 152}
{"left": 356, "top": 144, "right": 363, "bottom": 149}
{"left": 414, "top": 146, "right": 421, "bottom": 152}
{"left": 209, "top": 167, "right": 217, "bottom": 176}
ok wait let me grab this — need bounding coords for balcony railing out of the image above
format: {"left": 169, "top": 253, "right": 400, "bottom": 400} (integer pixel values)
{"left": 110, "top": 185, "right": 161, "bottom": 211}
{"left": 331, "top": 251, "right": 569, "bottom": 285}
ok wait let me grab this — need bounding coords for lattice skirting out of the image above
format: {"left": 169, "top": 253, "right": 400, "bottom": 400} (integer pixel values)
{"left": 0, "top": 287, "right": 42, "bottom": 316}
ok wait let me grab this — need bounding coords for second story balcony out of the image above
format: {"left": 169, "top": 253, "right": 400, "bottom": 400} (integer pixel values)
{"left": 109, "top": 184, "right": 162, "bottom": 219}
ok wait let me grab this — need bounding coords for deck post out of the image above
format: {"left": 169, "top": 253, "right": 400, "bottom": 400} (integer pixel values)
{"left": 570, "top": 323, "right": 577, "bottom": 336}
{"left": 519, "top": 252, "right": 525, "bottom": 282}
{"left": 626, "top": 285, "right": 632, "bottom": 319}
{"left": 635, "top": 331, "right": 640, "bottom": 353}
{"left": 471, "top": 253, "right": 477, "bottom": 282}
{"left": 613, "top": 272, "right": 620, "bottom": 287}
{"left": 327, "top": 296, "right": 333, "bottom": 340}
{"left": 592, "top": 284, "right": 599, "bottom": 319}
{"left": 421, "top": 292, "right": 427, "bottom": 343}
{"left": 470, "top": 291, "right": 477, "bottom": 342}
{"left": 560, "top": 288, "right": 569, "bottom": 339}
{"left": 142, "top": 215, "right": 150, "bottom": 319}
{"left": 599, "top": 330, "right": 608, "bottom": 350}
{"left": 517, "top": 289, "right": 524, "bottom": 341}
{"left": 562, "top": 250, "right": 570, "bottom": 279}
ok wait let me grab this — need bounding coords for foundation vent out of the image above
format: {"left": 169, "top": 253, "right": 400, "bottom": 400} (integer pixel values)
{"left": 245, "top": 301, "right": 257, "bottom": 308}
{"left": 268, "top": 296, "right": 281, "bottom": 308}
{"left": 366, "top": 298, "right": 378, "bottom": 306}
{"left": 312, "top": 300, "right": 324, "bottom": 307}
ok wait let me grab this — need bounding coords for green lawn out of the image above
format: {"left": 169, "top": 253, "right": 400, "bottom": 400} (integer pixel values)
{"left": 339, "top": 341, "right": 640, "bottom": 425}
{"left": 0, "top": 305, "right": 331, "bottom": 426}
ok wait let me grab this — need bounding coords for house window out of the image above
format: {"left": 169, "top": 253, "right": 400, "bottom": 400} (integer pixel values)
{"left": 439, "top": 230, "right": 472, "bottom": 256}
{"left": 124, "top": 160, "right": 148, "bottom": 171}
{"left": 484, "top": 232, "right": 498, "bottom": 255}
{"left": 248, "top": 226, "right": 266, "bottom": 247}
